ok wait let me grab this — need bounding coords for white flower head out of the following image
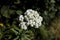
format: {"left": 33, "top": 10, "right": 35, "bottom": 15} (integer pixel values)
{"left": 19, "top": 9, "right": 43, "bottom": 30}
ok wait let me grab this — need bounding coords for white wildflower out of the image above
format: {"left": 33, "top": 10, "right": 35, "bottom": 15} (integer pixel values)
{"left": 27, "top": 22, "right": 30, "bottom": 26}
{"left": 19, "top": 9, "right": 43, "bottom": 30}
{"left": 19, "top": 15, "right": 24, "bottom": 21}
{"left": 32, "top": 21, "right": 35, "bottom": 25}
{"left": 31, "top": 24, "right": 34, "bottom": 27}
{"left": 26, "top": 9, "right": 34, "bottom": 13}
{"left": 38, "top": 22, "right": 42, "bottom": 26}
{"left": 20, "top": 22, "right": 27, "bottom": 30}
{"left": 39, "top": 16, "right": 43, "bottom": 21}
{"left": 24, "top": 16, "right": 29, "bottom": 21}
{"left": 35, "top": 23, "right": 39, "bottom": 28}
{"left": 29, "top": 20, "right": 33, "bottom": 25}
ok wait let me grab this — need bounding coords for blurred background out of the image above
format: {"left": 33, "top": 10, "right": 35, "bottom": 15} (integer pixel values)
{"left": 0, "top": 0, "right": 60, "bottom": 40}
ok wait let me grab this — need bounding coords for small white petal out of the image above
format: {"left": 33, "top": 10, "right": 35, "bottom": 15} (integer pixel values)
{"left": 35, "top": 23, "right": 39, "bottom": 28}
{"left": 19, "top": 24, "right": 20, "bottom": 26}
{"left": 27, "top": 22, "right": 30, "bottom": 26}
{"left": 39, "top": 22, "right": 42, "bottom": 26}
{"left": 19, "top": 15, "right": 24, "bottom": 21}
{"left": 29, "top": 20, "right": 33, "bottom": 24}
{"left": 31, "top": 24, "right": 34, "bottom": 27}
{"left": 24, "top": 16, "right": 29, "bottom": 21}
{"left": 23, "top": 26, "right": 27, "bottom": 30}
{"left": 32, "top": 21, "right": 35, "bottom": 25}
{"left": 21, "top": 25, "right": 24, "bottom": 29}
{"left": 39, "top": 16, "right": 43, "bottom": 21}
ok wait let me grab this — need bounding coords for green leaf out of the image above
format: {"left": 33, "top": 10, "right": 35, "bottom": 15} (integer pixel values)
{"left": 9, "top": 9, "right": 16, "bottom": 15}
{"left": 10, "top": 28, "right": 18, "bottom": 35}
{"left": 13, "top": 36, "right": 19, "bottom": 40}
{"left": 1, "top": 6, "right": 10, "bottom": 18}
{"left": 16, "top": 10, "right": 23, "bottom": 15}
{"left": 1, "top": 6, "right": 16, "bottom": 18}
{"left": 21, "top": 30, "right": 34, "bottom": 40}
{"left": 0, "top": 33, "right": 3, "bottom": 40}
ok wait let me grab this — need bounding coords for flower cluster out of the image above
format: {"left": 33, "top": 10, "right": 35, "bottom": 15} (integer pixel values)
{"left": 19, "top": 9, "right": 43, "bottom": 30}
